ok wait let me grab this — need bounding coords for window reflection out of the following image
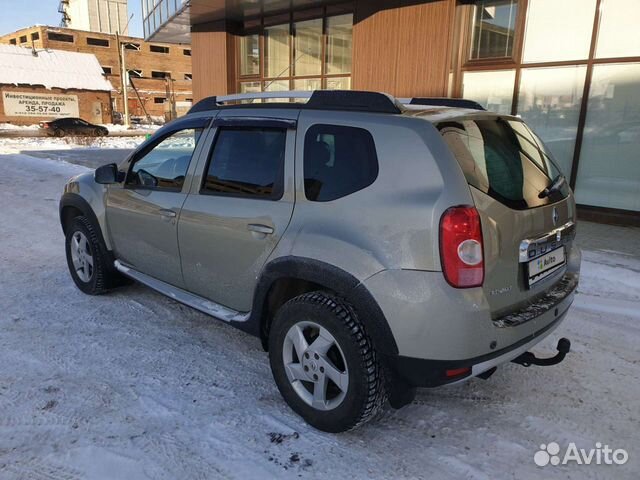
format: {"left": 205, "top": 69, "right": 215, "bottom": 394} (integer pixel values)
{"left": 575, "top": 63, "right": 640, "bottom": 211}
{"left": 294, "top": 78, "right": 322, "bottom": 91}
{"left": 523, "top": 0, "right": 596, "bottom": 63}
{"left": 239, "top": 34, "right": 260, "bottom": 76}
{"left": 294, "top": 19, "right": 322, "bottom": 76}
{"left": 517, "top": 66, "right": 587, "bottom": 175}
{"left": 470, "top": 0, "right": 518, "bottom": 60}
{"left": 326, "top": 77, "right": 351, "bottom": 90}
{"left": 326, "top": 14, "right": 353, "bottom": 74}
{"left": 596, "top": 0, "right": 640, "bottom": 59}
{"left": 240, "top": 14, "right": 353, "bottom": 93}
{"left": 264, "top": 79, "right": 290, "bottom": 102}
{"left": 265, "top": 24, "right": 290, "bottom": 78}
{"left": 462, "top": 70, "right": 515, "bottom": 114}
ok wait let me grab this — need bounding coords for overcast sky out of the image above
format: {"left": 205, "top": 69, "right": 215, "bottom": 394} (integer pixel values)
{"left": 0, "top": 0, "right": 144, "bottom": 38}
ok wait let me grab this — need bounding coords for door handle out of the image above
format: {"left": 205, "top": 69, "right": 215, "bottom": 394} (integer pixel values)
{"left": 247, "top": 224, "right": 274, "bottom": 235}
{"left": 158, "top": 208, "right": 177, "bottom": 218}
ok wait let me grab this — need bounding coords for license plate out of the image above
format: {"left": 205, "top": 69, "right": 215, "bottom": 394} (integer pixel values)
{"left": 528, "top": 247, "right": 566, "bottom": 286}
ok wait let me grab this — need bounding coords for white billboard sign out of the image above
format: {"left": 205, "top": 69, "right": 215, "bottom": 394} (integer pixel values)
{"left": 2, "top": 91, "right": 79, "bottom": 118}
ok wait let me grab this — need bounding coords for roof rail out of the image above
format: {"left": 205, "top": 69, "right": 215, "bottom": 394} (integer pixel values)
{"left": 400, "top": 97, "right": 486, "bottom": 111}
{"left": 188, "top": 90, "right": 403, "bottom": 115}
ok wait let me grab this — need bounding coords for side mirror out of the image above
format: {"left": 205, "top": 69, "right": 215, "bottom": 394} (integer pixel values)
{"left": 95, "top": 163, "right": 124, "bottom": 184}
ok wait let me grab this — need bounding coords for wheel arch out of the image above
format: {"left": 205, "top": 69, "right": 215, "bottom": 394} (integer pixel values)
{"left": 244, "top": 256, "right": 399, "bottom": 357}
{"left": 59, "top": 193, "right": 110, "bottom": 253}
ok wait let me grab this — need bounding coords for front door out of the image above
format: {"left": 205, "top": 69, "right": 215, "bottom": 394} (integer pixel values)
{"left": 106, "top": 118, "right": 210, "bottom": 287}
{"left": 178, "top": 114, "right": 297, "bottom": 312}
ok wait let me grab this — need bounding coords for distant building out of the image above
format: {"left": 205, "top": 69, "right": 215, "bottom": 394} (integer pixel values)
{"left": 0, "top": 44, "right": 113, "bottom": 125}
{"left": 60, "top": 0, "right": 129, "bottom": 36}
{"left": 0, "top": 26, "right": 193, "bottom": 121}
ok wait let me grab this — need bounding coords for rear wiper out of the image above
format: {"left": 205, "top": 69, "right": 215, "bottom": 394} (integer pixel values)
{"left": 538, "top": 174, "right": 566, "bottom": 199}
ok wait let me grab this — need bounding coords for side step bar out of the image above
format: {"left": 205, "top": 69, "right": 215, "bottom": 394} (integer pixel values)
{"left": 511, "top": 338, "right": 571, "bottom": 367}
{"left": 114, "top": 260, "right": 250, "bottom": 323}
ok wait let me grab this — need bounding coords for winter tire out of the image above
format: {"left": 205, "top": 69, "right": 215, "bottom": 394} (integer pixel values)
{"left": 65, "top": 216, "right": 116, "bottom": 295}
{"left": 269, "top": 291, "right": 387, "bottom": 433}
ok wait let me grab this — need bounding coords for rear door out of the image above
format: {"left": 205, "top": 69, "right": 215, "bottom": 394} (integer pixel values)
{"left": 178, "top": 113, "right": 297, "bottom": 312}
{"left": 439, "top": 115, "right": 576, "bottom": 317}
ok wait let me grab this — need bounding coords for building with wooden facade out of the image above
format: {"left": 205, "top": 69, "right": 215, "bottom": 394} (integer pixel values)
{"left": 143, "top": 0, "right": 640, "bottom": 222}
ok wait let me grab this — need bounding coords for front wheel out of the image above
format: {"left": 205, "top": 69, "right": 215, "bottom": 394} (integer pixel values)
{"left": 64, "top": 216, "right": 116, "bottom": 295}
{"left": 269, "top": 292, "right": 387, "bottom": 432}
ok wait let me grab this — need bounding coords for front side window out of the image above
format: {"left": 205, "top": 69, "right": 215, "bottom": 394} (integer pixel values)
{"left": 127, "top": 128, "right": 203, "bottom": 190}
{"left": 202, "top": 128, "right": 286, "bottom": 199}
{"left": 469, "top": 0, "right": 519, "bottom": 60}
{"left": 304, "top": 125, "right": 379, "bottom": 202}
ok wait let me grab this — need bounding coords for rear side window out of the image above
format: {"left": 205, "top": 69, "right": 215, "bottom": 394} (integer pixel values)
{"left": 439, "top": 118, "right": 568, "bottom": 209}
{"left": 304, "top": 124, "right": 379, "bottom": 202}
{"left": 202, "top": 128, "right": 286, "bottom": 199}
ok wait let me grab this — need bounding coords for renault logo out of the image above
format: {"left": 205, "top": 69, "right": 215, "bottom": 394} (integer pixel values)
{"left": 552, "top": 207, "right": 559, "bottom": 226}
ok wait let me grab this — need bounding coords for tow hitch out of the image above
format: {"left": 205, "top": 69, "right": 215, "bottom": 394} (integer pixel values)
{"left": 511, "top": 338, "right": 571, "bottom": 367}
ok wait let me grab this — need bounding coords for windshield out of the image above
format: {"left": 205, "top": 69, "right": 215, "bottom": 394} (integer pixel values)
{"left": 438, "top": 117, "right": 569, "bottom": 209}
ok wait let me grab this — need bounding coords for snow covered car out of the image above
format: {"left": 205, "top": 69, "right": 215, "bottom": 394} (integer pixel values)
{"left": 59, "top": 91, "right": 580, "bottom": 432}
{"left": 40, "top": 118, "right": 109, "bottom": 137}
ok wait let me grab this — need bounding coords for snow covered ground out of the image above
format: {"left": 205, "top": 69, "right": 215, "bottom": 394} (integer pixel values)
{"left": 0, "top": 148, "right": 638, "bottom": 480}
{"left": 0, "top": 135, "right": 145, "bottom": 154}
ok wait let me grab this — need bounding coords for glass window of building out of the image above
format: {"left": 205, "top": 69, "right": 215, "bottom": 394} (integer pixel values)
{"left": 326, "top": 14, "right": 353, "bottom": 74}
{"left": 236, "top": 13, "right": 353, "bottom": 93}
{"left": 264, "top": 80, "right": 290, "bottom": 101}
{"left": 265, "top": 24, "right": 291, "bottom": 78}
{"left": 462, "top": 69, "right": 515, "bottom": 114}
{"left": 517, "top": 66, "right": 587, "bottom": 175}
{"left": 240, "top": 81, "right": 261, "bottom": 94}
{"left": 294, "top": 19, "right": 322, "bottom": 76}
{"left": 522, "top": 0, "right": 596, "bottom": 63}
{"left": 575, "top": 63, "right": 640, "bottom": 211}
{"left": 239, "top": 34, "right": 260, "bottom": 76}
{"left": 469, "top": 0, "right": 518, "bottom": 60}
{"left": 326, "top": 77, "right": 351, "bottom": 90}
{"left": 294, "top": 78, "right": 322, "bottom": 91}
{"left": 595, "top": 0, "right": 640, "bottom": 59}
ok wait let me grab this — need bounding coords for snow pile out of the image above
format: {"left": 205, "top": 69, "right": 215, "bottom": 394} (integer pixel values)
{"left": 0, "top": 44, "right": 112, "bottom": 91}
{"left": 0, "top": 135, "right": 145, "bottom": 154}
{"left": 0, "top": 123, "right": 40, "bottom": 130}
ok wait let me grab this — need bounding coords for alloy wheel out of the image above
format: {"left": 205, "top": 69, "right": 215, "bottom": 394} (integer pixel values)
{"left": 70, "top": 231, "right": 94, "bottom": 283}
{"left": 282, "top": 321, "right": 349, "bottom": 411}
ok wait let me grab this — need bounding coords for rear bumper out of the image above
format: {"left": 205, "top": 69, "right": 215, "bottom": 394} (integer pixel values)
{"left": 363, "top": 248, "right": 580, "bottom": 387}
{"left": 386, "top": 302, "right": 571, "bottom": 387}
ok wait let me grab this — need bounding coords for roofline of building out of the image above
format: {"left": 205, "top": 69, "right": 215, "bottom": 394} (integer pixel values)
{"left": 0, "top": 25, "right": 189, "bottom": 47}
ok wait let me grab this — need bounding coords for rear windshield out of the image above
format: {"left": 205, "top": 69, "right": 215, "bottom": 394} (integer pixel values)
{"left": 438, "top": 117, "right": 569, "bottom": 209}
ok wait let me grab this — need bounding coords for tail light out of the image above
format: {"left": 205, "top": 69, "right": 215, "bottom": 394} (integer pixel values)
{"left": 439, "top": 206, "right": 484, "bottom": 288}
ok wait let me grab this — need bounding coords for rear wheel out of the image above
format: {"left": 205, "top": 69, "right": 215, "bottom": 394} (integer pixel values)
{"left": 269, "top": 291, "right": 387, "bottom": 432}
{"left": 64, "top": 216, "right": 117, "bottom": 295}
{"left": 54, "top": 129, "right": 65, "bottom": 137}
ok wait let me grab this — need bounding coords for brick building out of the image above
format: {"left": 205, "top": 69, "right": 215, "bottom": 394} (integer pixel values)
{"left": 0, "top": 25, "right": 193, "bottom": 120}
{"left": 0, "top": 44, "right": 113, "bottom": 125}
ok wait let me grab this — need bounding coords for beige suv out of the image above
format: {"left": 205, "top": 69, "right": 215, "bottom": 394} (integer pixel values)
{"left": 59, "top": 91, "right": 580, "bottom": 432}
